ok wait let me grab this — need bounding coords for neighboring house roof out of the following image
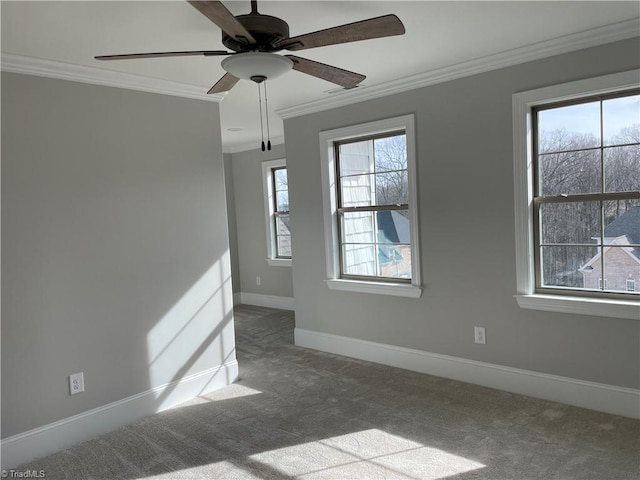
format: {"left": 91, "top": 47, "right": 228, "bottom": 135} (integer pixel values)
{"left": 376, "top": 210, "right": 411, "bottom": 265}
{"left": 376, "top": 210, "right": 410, "bottom": 244}
{"left": 604, "top": 206, "right": 640, "bottom": 245}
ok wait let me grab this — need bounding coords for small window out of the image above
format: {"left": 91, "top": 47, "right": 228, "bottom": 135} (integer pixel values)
{"left": 627, "top": 279, "right": 636, "bottom": 292}
{"left": 272, "top": 166, "right": 291, "bottom": 258}
{"left": 319, "top": 115, "right": 421, "bottom": 298}
{"left": 335, "top": 132, "right": 411, "bottom": 282}
{"left": 262, "top": 159, "right": 291, "bottom": 266}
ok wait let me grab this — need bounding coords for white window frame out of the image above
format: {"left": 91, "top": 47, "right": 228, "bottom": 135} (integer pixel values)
{"left": 513, "top": 70, "right": 640, "bottom": 320}
{"left": 627, "top": 279, "right": 636, "bottom": 292}
{"left": 262, "top": 158, "right": 291, "bottom": 267}
{"left": 319, "top": 114, "right": 422, "bottom": 298}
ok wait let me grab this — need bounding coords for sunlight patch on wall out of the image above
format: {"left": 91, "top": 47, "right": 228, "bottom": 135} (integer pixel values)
{"left": 146, "top": 251, "right": 235, "bottom": 391}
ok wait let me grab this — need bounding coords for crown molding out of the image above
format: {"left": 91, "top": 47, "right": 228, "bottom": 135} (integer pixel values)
{"left": 2, "top": 18, "right": 637, "bottom": 123}
{"left": 1, "top": 53, "right": 225, "bottom": 103}
{"left": 277, "top": 19, "right": 640, "bottom": 119}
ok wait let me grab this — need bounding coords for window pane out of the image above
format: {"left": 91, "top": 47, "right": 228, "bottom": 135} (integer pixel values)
{"left": 604, "top": 145, "right": 640, "bottom": 193}
{"left": 341, "top": 211, "right": 376, "bottom": 244}
{"left": 540, "top": 245, "right": 599, "bottom": 289}
{"left": 603, "top": 199, "right": 640, "bottom": 244}
{"left": 604, "top": 247, "right": 640, "bottom": 294}
{"left": 538, "top": 150, "right": 601, "bottom": 195}
{"left": 274, "top": 168, "right": 288, "bottom": 191}
{"left": 376, "top": 210, "right": 411, "bottom": 245}
{"left": 339, "top": 140, "right": 372, "bottom": 176}
{"left": 342, "top": 243, "right": 377, "bottom": 276}
{"left": 276, "top": 235, "right": 291, "bottom": 257}
{"left": 374, "top": 135, "right": 407, "bottom": 172}
{"left": 276, "top": 191, "right": 289, "bottom": 211}
{"left": 376, "top": 171, "right": 408, "bottom": 205}
{"left": 540, "top": 201, "right": 600, "bottom": 245}
{"left": 340, "top": 174, "right": 375, "bottom": 207}
{"left": 603, "top": 94, "right": 640, "bottom": 146}
{"left": 379, "top": 245, "right": 412, "bottom": 279}
{"left": 537, "top": 102, "right": 600, "bottom": 153}
{"left": 276, "top": 214, "right": 290, "bottom": 236}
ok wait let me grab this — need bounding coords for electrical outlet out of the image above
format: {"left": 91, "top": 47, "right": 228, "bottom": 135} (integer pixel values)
{"left": 69, "top": 372, "right": 84, "bottom": 395}
{"left": 474, "top": 327, "right": 486, "bottom": 345}
{"left": 256, "top": 276, "right": 261, "bottom": 286}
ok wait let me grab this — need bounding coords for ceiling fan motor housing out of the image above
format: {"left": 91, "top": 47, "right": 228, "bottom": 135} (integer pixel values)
{"left": 222, "top": 13, "right": 290, "bottom": 52}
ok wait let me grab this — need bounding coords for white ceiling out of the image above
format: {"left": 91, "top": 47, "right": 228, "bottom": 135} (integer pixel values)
{"left": 2, "top": 1, "right": 639, "bottom": 152}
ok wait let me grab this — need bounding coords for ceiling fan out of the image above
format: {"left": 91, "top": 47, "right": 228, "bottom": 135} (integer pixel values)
{"left": 95, "top": 0, "right": 406, "bottom": 94}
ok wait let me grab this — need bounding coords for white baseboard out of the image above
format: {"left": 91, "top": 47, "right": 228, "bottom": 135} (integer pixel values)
{"left": 1, "top": 360, "right": 239, "bottom": 469}
{"left": 239, "top": 292, "right": 294, "bottom": 310}
{"left": 295, "top": 328, "right": 640, "bottom": 419}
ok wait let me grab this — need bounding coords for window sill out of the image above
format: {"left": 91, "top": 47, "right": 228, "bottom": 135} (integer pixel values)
{"left": 326, "top": 279, "right": 422, "bottom": 298}
{"left": 514, "top": 294, "right": 639, "bottom": 320}
{"left": 267, "top": 258, "right": 292, "bottom": 267}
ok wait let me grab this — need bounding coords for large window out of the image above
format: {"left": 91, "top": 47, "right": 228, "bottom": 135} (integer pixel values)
{"left": 513, "top": 70, "right": 640, "bottom": 319}
{"left": 533, "top": 91, "right": 640, "bottom": 298}
{"left": 320, "top": 115, "right": 421, "bottom": 298}
{"left": 262, "top": 159, "right": 291, "bottom": 266}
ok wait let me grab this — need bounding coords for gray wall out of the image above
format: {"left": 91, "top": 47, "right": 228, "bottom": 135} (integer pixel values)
{"left": 230, "top": 144, "right": 294, "bottom": 298}
{"left": 224, "top": 153, "right": 241, "bottom": 297}
{"left": 284, "top": 38, "right": 640, "bottom": 389}
{"left": 1, "top": 73, "right": 235, "bottom": 437}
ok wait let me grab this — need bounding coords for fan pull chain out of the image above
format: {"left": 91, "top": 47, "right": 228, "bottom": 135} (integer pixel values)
{"left": 257, "top": 82, "right": 266, "bottom": 152}
{"left": 264, "top": 80, "right": 272, "bottom": 151}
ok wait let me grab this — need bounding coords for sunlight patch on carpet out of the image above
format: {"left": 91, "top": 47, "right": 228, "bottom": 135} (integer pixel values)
{"left": 248, "top": 428, "right": 485, "bottom": 479}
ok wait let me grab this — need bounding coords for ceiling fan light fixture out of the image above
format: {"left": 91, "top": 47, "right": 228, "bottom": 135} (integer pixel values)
{"left": 221, "top": 52, "right": 293, "bottom": 81}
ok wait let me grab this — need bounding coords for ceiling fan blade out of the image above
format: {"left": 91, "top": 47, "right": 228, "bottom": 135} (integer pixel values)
{"left": 286, "top": 55, "right": 365, "bottom": 89}
{"left": 95, "top": 50, "right": 231, "bottom": 60}
{"left": 280, "top": 14, "right": 405, "bottom": 51}
{"left": 208, "top": 73, "right": 240, "bottom": 94}
{"left": 187, "top": 1, "right": 256, "bottom": 45}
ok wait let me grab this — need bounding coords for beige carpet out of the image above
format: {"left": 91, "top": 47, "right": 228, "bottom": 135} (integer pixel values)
{"left": 15, "top": 305, "right": 640, "bottom": 479}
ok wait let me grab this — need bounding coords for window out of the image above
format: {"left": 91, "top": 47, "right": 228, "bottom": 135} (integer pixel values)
{"left": 272, "top": 166, "right": 291, "bottom": 259}
{"left": 627, "top": 279, "right": 636, "bottom": 292}
{"left": 533, "top": 91, "right": 640, "bottom": 298}
{"left": 320, "top": 115, "right": 421, "bottom": 298}
{"left": 262, "top": 159, "right": 291, "bottom": 266}
{"left": 513, "top": 70, "right": 640, "bottom": 319}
